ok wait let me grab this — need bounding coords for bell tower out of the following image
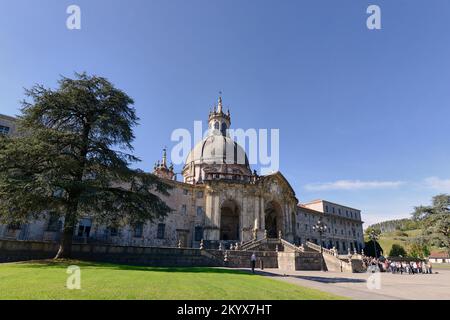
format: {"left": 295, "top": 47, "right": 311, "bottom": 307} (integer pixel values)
{"left": 208, "top": 95, "right": 231, "bottom": 136}
{"left": 153, "top": 147, "right": 175, "bottom": 180}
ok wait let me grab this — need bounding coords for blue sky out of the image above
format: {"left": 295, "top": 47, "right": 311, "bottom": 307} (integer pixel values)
{"left": 1, "top": 0, "right": 450, "bottom": 226}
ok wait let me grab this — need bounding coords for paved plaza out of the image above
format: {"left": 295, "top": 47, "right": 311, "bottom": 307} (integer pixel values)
{"left": 253, "top": 268, "right": 450, "bottom": 300}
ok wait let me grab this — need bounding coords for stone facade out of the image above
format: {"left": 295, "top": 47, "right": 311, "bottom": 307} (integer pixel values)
{"left": 296, "top": 201, "right": 364, "bottom": 254}
{"left": 0, "top": 114, "right": 17, "bottom": 136}
{"left": 0, "top": 101, "right": 365, "bottom": 254}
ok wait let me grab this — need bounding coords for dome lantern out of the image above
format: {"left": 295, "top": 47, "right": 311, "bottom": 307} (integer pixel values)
{"left": 208, "top": 95, "right": 231, "bottom": 137}
{"left": 183, "top": 95, "right": 252, "bottom": 184}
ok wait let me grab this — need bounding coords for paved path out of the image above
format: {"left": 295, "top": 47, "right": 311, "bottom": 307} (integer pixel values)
{"left": 251, "top": 268, "right": 450, "bottom": 300}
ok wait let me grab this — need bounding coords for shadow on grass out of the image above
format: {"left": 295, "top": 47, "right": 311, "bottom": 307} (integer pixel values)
{"left": 255, "top": 270, "right": 365, "bottom": 284}
{"left": 8, "top": 259, "right": 255, "bottom": 275}
{"left": 293, "top": 276, "right": 366, "bottom": 284}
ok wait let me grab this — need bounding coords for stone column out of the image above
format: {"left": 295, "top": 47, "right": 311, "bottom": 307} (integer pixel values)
{"left": 260, "top": 197, "right": 265, "bottom": 232}
{"left": 204, "top": 191, "right": 220, "bottom": 241}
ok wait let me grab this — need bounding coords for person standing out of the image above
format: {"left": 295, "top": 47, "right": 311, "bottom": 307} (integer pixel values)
{"left": 251, "top": 252, "right": 257, "bottom": 274}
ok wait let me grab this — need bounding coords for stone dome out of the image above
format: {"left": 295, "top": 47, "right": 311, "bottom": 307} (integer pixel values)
{"left": 183, "top": 134, "right": 252, "bottom": 184}
{"left": 185, "top": 135, "right": 250, "bottom": 167}
{"left": 182, "top": 96, "right": 254, "bottom": 184}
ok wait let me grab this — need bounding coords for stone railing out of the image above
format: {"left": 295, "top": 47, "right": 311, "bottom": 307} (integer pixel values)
{"left": 240, "top": 237, "right": 271, "bottom": 251}
{"left": 280, "top": 238, "right": 304, "bottom": 253}
{"left": 305, "top": 241, "right": 337, "bottom": 256}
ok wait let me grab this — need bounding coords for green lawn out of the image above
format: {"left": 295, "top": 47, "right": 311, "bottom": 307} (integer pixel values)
{"left": 0, "top": 260, "right": 345, "bottom": 300}
{"left": 432, "top": 263, "right": 450, "bottom": 270}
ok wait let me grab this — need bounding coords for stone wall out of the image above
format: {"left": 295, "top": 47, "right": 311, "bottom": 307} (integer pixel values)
{"left": 225, "top": 250, "right": 278, "bottom": 269}
{"left": 0, "top": 240, "right": 222, "bottom": 267}
{"left": 277, "top": 251, "right": 323, "bottom": 271}
{"left": 0, "top": 240, "right": 59, "bottom": 262}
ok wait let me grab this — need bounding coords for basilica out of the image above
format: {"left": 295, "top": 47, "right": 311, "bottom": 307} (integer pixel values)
{"left": 0, "top": 98, "right": 365, "bottom": 254}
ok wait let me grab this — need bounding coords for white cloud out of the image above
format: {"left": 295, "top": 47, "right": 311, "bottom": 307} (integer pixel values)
{"left": 304, "top": 179, "right": 405, "bottom": 191}
{"left": 424, "top": 177, "right": 450, "bottom": 193}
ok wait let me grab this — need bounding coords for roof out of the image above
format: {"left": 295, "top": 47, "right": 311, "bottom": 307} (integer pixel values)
{"left": 0, "top": 113, "right": 18, "bottom": 122}
{"left": 184, "top": 134, "right": 250, "bottom": 169}
{"left": 297, "top": 204, "right": 323, "bottom": 215}
{"left": 429, "top": 251, "right": 449, "bottom": 259}
{"left": 260, "top": 171, "right": 297, "bottom": 200}
{"left": 302, "top": 199, "right": 361, "bottom": 212}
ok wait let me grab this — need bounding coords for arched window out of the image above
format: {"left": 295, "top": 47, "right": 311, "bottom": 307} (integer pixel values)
{"left": 214, "top": 122, "right": 220, "bottom": 130}
{"left": 221, "top": 122, "right": 227, "bottom": 135}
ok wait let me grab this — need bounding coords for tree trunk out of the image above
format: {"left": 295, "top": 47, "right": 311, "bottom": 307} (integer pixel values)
{"left": 55, "top": 225, "right": 74, "bottom": 259}
{"left": 54, "top": 206, "right": 78, "bottom": 260}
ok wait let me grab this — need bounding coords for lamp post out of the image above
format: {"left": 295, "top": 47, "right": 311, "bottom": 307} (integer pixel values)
{"left": 313, "top": 219, "right": 328, "bottom": 272}
{"left": 369, "top": 230, "right": 379, "bottom": 258}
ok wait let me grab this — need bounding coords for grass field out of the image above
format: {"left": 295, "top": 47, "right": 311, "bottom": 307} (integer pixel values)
{"left": 432, "top": 263, "right": 450, "bottom": 270}
{"left": 0, "top": 260, "right": 346, "bottom": 300}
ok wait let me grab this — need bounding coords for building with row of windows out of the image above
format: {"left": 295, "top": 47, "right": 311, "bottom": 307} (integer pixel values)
{"left": 0, "top": 99, "right": 365, "bottom": 253}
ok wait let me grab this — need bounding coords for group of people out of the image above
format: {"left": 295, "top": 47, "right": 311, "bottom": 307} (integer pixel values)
{"left": 364, "top": 256, "right": 433, "bottom": 274}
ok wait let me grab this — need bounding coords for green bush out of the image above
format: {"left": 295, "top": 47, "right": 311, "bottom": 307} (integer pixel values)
{"left": 389, "top": 244, "right": 407, "bottom": 257}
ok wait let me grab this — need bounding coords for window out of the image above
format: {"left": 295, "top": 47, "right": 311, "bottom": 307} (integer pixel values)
{"left": 194, "top": 226, "right": 203, "bottom": 241}
{"left": 46, "top": 213, "right": 61, "bottom": 232}
{"left": 7, "top": 222, "right": 21, "bottom": 230}
{"left": 134, "top": 223, "right": 143, "bottom": 237}
{"left": 181, "top": 204, "right": 187, "bottom": 215}
{"left": 214, "top": 122, "right": 220, "bottom": 130}
{"left": 109, "top": 227, "right": 119, "bottom": 237}
{"left": 325, "top": 205, "right": 328, "bottom": 212}
{"left": 338, "top": 208, "right": 341, "bottom": 215}
{"left": 183, "top": 189, "right": 189, "bottom": 195}
{"left": 221, "top": 123, "right": 227, "bottom": 135}
{"left": 157, "top": 223, "right": 165, "bottom": 239}
{"left": 197, "top": 191, "right": 203, "bottom": 198}
{"left": 196, "top": 206, "right": 203, "bottom": 217}
{"left": 77, "top": 218, "right": 92, "bottom": 237}
{"left": 304, "top": 224, "right": 308, "bottom": 231}
{"left": 0, "top": 125, "right": 10, "bottom": 135}
{"left": 332, "top": 207, "right": 335, "bottom": 213}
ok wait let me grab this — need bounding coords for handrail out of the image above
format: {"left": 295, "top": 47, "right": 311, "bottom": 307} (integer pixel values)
{"left": 280, "top": 238, "right": 304, "bottom": 253}
{"left": 240, "top": 237, "right": 268, "bottom": 250}
{"left": 305, "top": 241, "right": 337, "bottom": 256}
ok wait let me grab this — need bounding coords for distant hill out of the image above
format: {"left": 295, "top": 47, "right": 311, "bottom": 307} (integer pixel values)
{"left": 368, "top": 218, "right": 422, "bottom": 233}
{"left": 366, "top": 218, "right": 426, "bottom": 256}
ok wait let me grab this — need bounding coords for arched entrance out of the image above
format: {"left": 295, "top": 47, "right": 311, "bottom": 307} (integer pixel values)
{"left": 264, "top": 201, "right": 283, "bottom": 238}
{"left": 220, "top": 200, "right": 240, "bottom": 241}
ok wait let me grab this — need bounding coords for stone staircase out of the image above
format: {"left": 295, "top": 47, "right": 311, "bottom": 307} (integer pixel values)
{"left": 304, "top": 241, "right": 364, "bottom": 273}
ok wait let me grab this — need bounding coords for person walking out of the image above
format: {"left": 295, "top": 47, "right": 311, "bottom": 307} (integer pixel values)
{"left": 251, "top": 252, "right": 256, "bottom": 274}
